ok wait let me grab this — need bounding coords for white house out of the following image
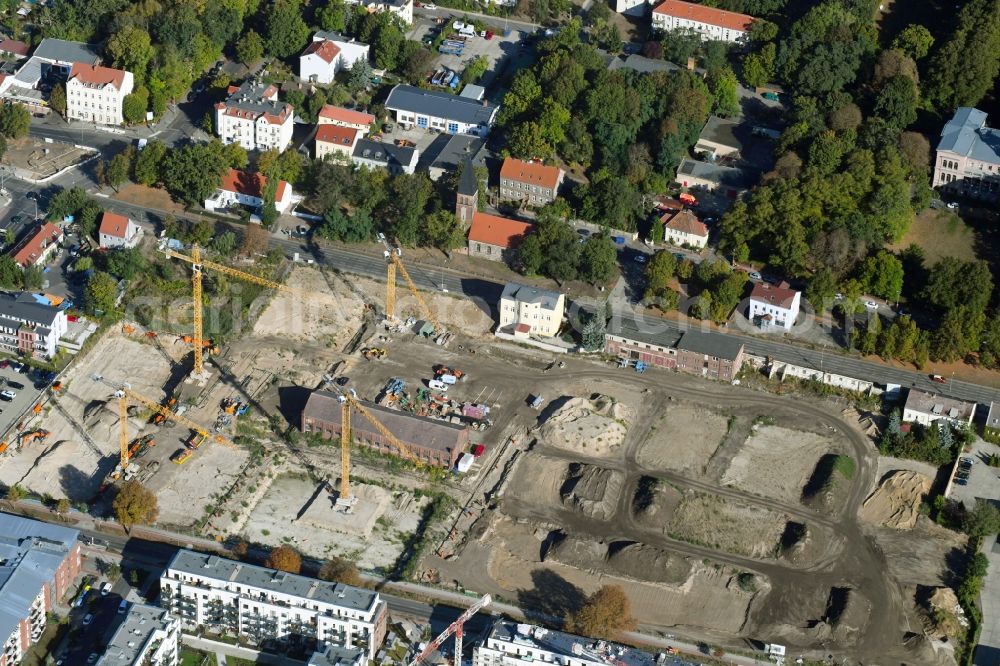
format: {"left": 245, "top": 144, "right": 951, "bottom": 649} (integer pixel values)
{"left": 614, "top": 0, "right": 649, "bottom": 17}
{"left": 160, "top": 550, "right": 388, "bottom": 662}
{"left": 474, "top": 620, "right": 662, "bottom": 666}
{"left": 66, "top": 63, "right": 133, "bottom": 126}
{"left": 316, "top": 31, "right": 371, "bottom": 69}
{"left": 651, "top": 0, "right": 754, "bottom": 43}
{"left": 318, "top": 104, "right": 375, "bottom": 131}
{"left": 343, "top": 0, "right": 413, "bottom": 24}
{"left": 385, "top": 84, "right": 498, "bottom": 137}
{"left": 204, "top": 168, "right": 292, "bottom": 214}
{"left": 0, "top": 292, "right": 70, "bottom": 359}
{"left": 299, "top": 39, "right": 343, "bottom": 84}
{"left": 98, "top": 211, "right": 142, "bottom": 249}
{"left": 97, "top": 604, "right": 180, "bottom": 666}
{"left": 214, "top": 81, "right": 294, "bottom": 152}
{"left": 748, "top": 281, "right": 800, "bottom": 331}
{"left": 351, "top": 138, "right": 418, "bottom": 175}
{"left": 661, "top": 209, "right": 708, "bottom": 249}
{"left": 902, "top": 389, "right": 976, "bottom": 428}
{"left": 498, "top": 282, "right": 565, "bottom": 339}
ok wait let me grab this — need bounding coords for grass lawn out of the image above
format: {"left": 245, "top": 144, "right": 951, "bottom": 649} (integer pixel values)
{"left": 179, "top": 648, "right": 216, "bottom": 666}
{"left": 20, "top": 619, "right": 65, "bottom": 666}
{"left": 890, "top": 209, "right": 978, "bottom": 262}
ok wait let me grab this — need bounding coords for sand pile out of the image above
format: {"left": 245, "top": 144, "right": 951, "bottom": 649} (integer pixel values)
{"left": 560, "top": 463, "right": 623, "bottom": 520}
{"left": 859, "top": 471, "right": 931, "bottom": 529}
{"left": 537, "top": 395, "right": 633, "bottom": 456}
{"left": 769, "top": 588, "right": 871, "bottom": 647}
{"left": 543, "top": 535, "right": 693, "bottom": 585}
{"left": 922, "top": 587, "right": 969, "bottom": 641}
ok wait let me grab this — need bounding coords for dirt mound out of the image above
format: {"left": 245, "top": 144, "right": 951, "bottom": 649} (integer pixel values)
{"left": 768, "top": 587, "right": 871, "bottom": 647}
{"left": 560, "top": 463, "right": 624, "bottom": 520}
{"left": 543, "top": 534, "right": 693, "bottom": 585}
{"left": 859, "top": 471, "right": 931, "bottom": 529}
{"left": 921, "top": 587, "right": 969, "bottom": 641}
{"left": 537, "top": 395, "right": 632, "bottom": 457}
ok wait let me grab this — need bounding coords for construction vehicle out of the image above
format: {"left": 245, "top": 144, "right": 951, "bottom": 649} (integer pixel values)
{"left": 362, "top": 347, "right": 387, "bottom": 360}
{"left": 19, "top": 429, "right": 49, "bottom": 446}
{"left": 405, "top": 594, "right": 491, "bottom": 666}
{"left": 151, "top": 396, "right": 177, "bottom": 425}
{"left": 186, "top": 431, "right": 207, "bottom": 450}
{"left": 334, "top": 389, "right": 422, "bottom": 508}
{"left": 171, "top": 449, "right": 193, "bottom": 465}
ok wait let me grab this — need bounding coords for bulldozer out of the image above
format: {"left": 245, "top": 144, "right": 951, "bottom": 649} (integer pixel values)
{"left": 362, "top": 347, "right": 387, "bottom": 360}
{"left": 19, "top": 429, "right": 49, "bottom": 446}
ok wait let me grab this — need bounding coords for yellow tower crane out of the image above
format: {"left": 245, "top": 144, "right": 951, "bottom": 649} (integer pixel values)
{"left": 335, "top": 389, "right": 422, "bottom": 507}
{"left": 384, "top": 249, "right": 443, "bottom": 334}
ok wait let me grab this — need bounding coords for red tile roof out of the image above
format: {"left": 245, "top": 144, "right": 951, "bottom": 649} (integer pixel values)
{"left": 0, "top": 40, "right": 28, "bottom": 57}
{"left": 12, "top": 222, "right": 62, "bottom": 268}
{"left": 515, "top": 323, "right": 531, "bottom": 333}
{"left": 750, "top": 281, "right": 798, "bottom": 309}
{"left": 302, "top": 39, "right": 341, "bottom": 64}
{"left": 319, "top": 105, "right": 375, "bottom": 126}
{"left": 468, "top": 212, "right": 534, "bottom": 249}
{"left": 69, "top": 63, "right": 128, "bottom": 90}
{"left": 664, "top": 210, "right": 708, "bottom": 237}
{"left": 98, "top": 211, "right": 131, "bottom": 239}
{"left": 652, "top": 0, "right": 754, "bottom": 32}
{"left": 500, "top": 158, "right": 563, "bottom": 191}
{"left": 315, "top": 124, "right": 360, "bottom": 147}
{"left": 219, "top": 168, "right": 289, "bottom": 201}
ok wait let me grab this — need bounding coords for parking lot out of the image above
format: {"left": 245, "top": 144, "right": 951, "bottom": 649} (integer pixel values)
{"left": 948, "top": 438, "right": 1000, "bottom": 510}
{"left": 0, "top": 362, "right": 48, "bottom": 441}
{"left": 407, "top": 17, "right": 528, "bottom": 91}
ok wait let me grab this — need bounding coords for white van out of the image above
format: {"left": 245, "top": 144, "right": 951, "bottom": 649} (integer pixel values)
{"left": 428, "top": 379, "right": 448, "bottom": 391}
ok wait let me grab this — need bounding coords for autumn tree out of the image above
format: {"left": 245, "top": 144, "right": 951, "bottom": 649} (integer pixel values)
{"left": 240, "top": 224, "right": 270, "bottom": 257}
{"left": 318, "top": 556, "right": 362, "bottom": 586}
{"left": 265, "top": 544, "right": 302, "bottom": 574}
{"left": 49, "top": 83, "right": 66, "bottom": 116}
{"left": 564, "top": 585, "right": 637, "bottom": 640}
{"left": 112, "top": 480, "right": 159, "bottom": 528}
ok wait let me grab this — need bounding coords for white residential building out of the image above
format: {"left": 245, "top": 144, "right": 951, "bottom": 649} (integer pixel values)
{"left": 318, "top": 104, "right": 375, "bottom": 132}
{"left": 344, "top": 0, "right": 413, "bottom": 24}
{"left": 748, "top": 281, "right": 800, "bottom": 332}
{"left": 385, "top": 84, "right": 498, "bottom": 137}
{"left": 661, "top": 209, "right": 708, "bottom": 249}
{"left": 651, "top": 0, "right": 754, "bottom": 43}
{"left": 300, "top": 39, "right": 343, "bottom": 85}
{"left": 351, "top": 138, "right": 418, "bottom": 175}
{"left": 66, "top": 63, "right": 133, "bottom": 126}
{"left": 214, "top": 81, "right": 294, "bottom": 152}
{"left": 306, "top": 32, "right": 371, "bottom": 78}
{"left": 0, "top": 292, "right": 70, "bottom": 359}
{"left": 160, "top": 550, "right": 388, "bottom": 662}
{"left": 204, "top": 168, "right": 293, "bottom": 214}
{"left": 98, "top": 211, "right": 142, "bottom": 249}
{"left": 902, "top": 389, "right": 976, "bottom": 428}
{"left": 97, "top": 604, "right": 180, "bottom": 666}
{"left": 474, "top": 620, "right": 663, "bottom": 666}
{"left": 498, "top": 282, "right": 565, "bottom": 339}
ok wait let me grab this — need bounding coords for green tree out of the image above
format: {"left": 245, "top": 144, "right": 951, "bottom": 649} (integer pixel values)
{"left": 924, "top": 0, "right": 1000, "bottom": 111}
{"left": 805, "top": 268, "right": 837, "bottom": 309}
{"left": 741, "top": 42, "right": 775, "bottom": 88}
{"left": 318, "top": 0, "right": 348, "bottom": 32}
{"left": 643, "top": 250, "right": 676, "bottom": 301}
{"left": 963, "top": 500, "right": 1000, "bottom": 538}
{"left": 84, "top": 271, "right": 118, "bottom": 316}
{"left": 581, "top": 310, "right": 607, "bottom": 351}
{"left": 402, "top": 46, "right": 434, "bottom": 84}
{"left": 122, "top": 86, "right": 149, "bottom": 125}
{"left": 266, "top": 0, "right": 309, "bottom": 58}
{"left": 893, "top": 24, "right": 934, "bottom": 60}
{"left": 112, "top": 480, "right": 158, "bottom": 528}
{"left": 0, "top": 256, "right": 22, "bottom": 288}
{"left": 349, "top": 58, "right": 373, "bottom": 93}
{"left": 924, "top": 258, "right": 993, "bottom": 315}
{"left": 22, "top": 265, "right": 43, "bottom": 290}
{"left": 0, "top": 102, "right": 30, "bottom": 139}
{"left": 707, "top": 67, "right": 740, "bottom": 118}
{"left": 516, "top": 234, "right": 543, "bottom": 274}
{"left": 874, "top": 75, "right": 918, "bottom": 130}
{"left": 860, "top": 251, "right": 904, "bottom": 301}
{"left": 106, "top": 151, "right": 132, "bottom": 190}
{"left": 222, "top": 143, "right": 249, "bottom": 171}
{"left": 578, "top": 235, "right": 617, "bottom": 284}
{"left": 134, "top": 141, "right": 166, "bottom": 186}
{"left": 47, "top": 187, "right": 89, "bottom": 219}
{"left": 422, "top": 210, "right": 464, "bottom": 251}
{"left": 162, "top": 143, "right": 229, "bottom": 206}
{"left": 48, "top": 82, "right": 66, "bottom": 116}
{"left": 236, "top": 29, "right": 265, "bottom": 66}
{"left": 461, "top": 56, "right": 488, "bottom": 85}
{"left": 211, "top": 231, "right": 237, "bottom": 256}
{"left": 565, "top": 585, "right": 638, "bottom": 640}
{"left": 106, "top": 248, "right": 147, "bottom": 280}
{"left": 106, "top": 26, "right": 154, "bottom": 78}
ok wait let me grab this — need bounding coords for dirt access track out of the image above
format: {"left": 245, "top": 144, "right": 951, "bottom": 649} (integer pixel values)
{"left": 429, "top": 361, "right": 926, "bottom": 664}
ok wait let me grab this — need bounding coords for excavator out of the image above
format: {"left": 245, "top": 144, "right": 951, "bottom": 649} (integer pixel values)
{"left": 361, "top": 347, "right": 387, "bottom": 360}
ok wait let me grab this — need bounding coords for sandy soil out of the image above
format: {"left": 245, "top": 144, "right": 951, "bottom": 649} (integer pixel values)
{"left": 560, "top": 464, "right": 624, "bottom": 521}
{"left": 544, "top": 536, "right": 693, "bottom": 585}
{"left": 636, "top": 403, "right": 729, "bottom": 476}
{"left": 667, "top": 490, "right": 788, "bottom": 559}
{"left": 859, "top": 470, "right": 932, "bottom": 529}
{"left": 156, "top": 441, "right": 249, "bottom": 526}
{"left": 535, "top": 395, "right": 633, "bottom": 457}
{"left": 485, "top": 517, "right": 758, "bottom": 635}
{"left": 721, "top": 425, "right": 839, "bottom": 505}
{"left": 252, "top": 267, "right": 367, "bottom": 347}
{"left": 242, "top": 474, "right": 429, "bottom": 570}
{"left": 504, "top": 455, "right": 569, "bottom": 507}
{"left": 865, "top": 516, "right": 967, "bottom": 587}
{"left": 348, "top": 275, "right": 494, "bottom": 337}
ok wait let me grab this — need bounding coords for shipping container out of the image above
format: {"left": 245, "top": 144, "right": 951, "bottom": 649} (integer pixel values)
{"left": 455, "top": 452, "right": 474, "bottom": 473}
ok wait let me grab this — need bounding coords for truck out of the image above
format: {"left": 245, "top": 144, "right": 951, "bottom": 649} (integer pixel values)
{"left": 186, "top": 431, "right": 207, "bottom": 449}
{"left": 171, "top": 449, "right": 193, "bottom": 465}
{"left": 428, "top": 379, "right": 449, "bottom": 391}
{"left": 455, "top": 452, "right": 474, "bottom": 473}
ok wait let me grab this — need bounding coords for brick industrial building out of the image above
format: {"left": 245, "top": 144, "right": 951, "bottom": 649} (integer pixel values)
{"left": 605, "top": 320, "right": 745, "bottom": 382}
{"left": 302, "top": 391, "right": 467, "bottom": 469}
{"left": 0, "top": 514, "right": 83, "bottom": 666}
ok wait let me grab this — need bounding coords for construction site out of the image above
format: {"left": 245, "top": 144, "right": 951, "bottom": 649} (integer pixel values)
{"left": 0, "top": 236, "right": 977, "bottom": 664}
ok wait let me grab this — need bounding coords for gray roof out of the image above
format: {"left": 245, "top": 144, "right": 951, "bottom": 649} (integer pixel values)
{"left": 677, "top": 329, "right": 744, "bottom": 361}
{"left": 98, "top": 604, "right": 176, "bottom": 666}
{"left": 988, "top": 402, "right": 1000, "bottom": 431}
{"left": 938, "top": 107, "right": 1000, "bottom": 165}
{"left": 166, "top": 550, "right": 381, "bottom": 614}
{"left": 352, "top": 138, "right": 417, "bottom": 168}
{"left": 0, "top": 514, "right": 78, "bottom": 644}
{"left": 223, "top": 81, "right": 291, "bottom": 118}
{"left": 32, "top": 38, "right": 99, "bottom": 65}
{"left": 697, "top": 115, "right": 743, "bottom": 151}
{"left": 385, "top": 85, "right": 497, "bottom": 126}
{"left": 904, "top": 388, "right": 976, "bottom": 422}
{"left": 430, "top": 134, "right": 485, "bottom": 174}
{"left": 501, "top": 282, "right": 563, "bottom": 311}
{"left": 302, "top": 391, "right": 467, "bottom": 454}
{"left": 486, "top": 620, "right": 673, "bottom": 666}
{"left": 608, "top": 54, "right": 679, "bottom": 74}
{"left": 308, "top": 645, "right": 365, "bottom": 666}
{"left": 677, "top": 158, "right": 754, "bottom": 189}
{"left": 607, "top": 317, "right": 683, "bottom": 350}
{"left": 459, "top": 84, "right": 485, "bottom": 100}
{"left": 4, "top": 292, "right": 61, "bottom": 327}
{"left": 457, "top": 157, "right": 479, "bottom": 196}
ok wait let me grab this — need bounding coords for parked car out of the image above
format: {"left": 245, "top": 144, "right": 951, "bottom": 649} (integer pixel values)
{"left": 748, "top": 271, "right": 762, "bottom": 281}
{"left": 335, "top": 376, "right": 349, "bottom": 386}
{"left": 424, "top": 3, "right": 436, "bottom": 8}
{"left": 82, "top": 614, "right": 94, "bottom": 626}
{"left": 0, "top": 390, "right": 16, "bottom": 401}
{"left": 7, "top": 381, "right": 23, "bottom": 390}
{"left": 428, "top": 379, "right": 448, "bottom": 391}
{"left": 101, "top": 582, "right": 112, "bottom": 596}
{"left": 946, "top": 201, "right": 959, "bottom": 210}
{"left": 633, "top": 254, "right": 647, "bottom": 264}
{"left": 87, "top": 654, "right": 99, "bottom": 664}
{"left": 864, "top": 300, "right": 879, "bottom": 311}
{"left": 118, "top": 600, "right": 128, "bottom": 614}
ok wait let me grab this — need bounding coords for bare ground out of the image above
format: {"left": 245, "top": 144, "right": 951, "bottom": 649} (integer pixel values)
{"left": 535, "top": 395, "right": 633, "bottom": 457}
{"left": 663, "top": 490, "right": 788, "bottom": 559}
{"left": 636, "top": 403, "right": 729, "bottom": 477}
{"left": 864, "top": 516, "right": 967, "bottom": 587}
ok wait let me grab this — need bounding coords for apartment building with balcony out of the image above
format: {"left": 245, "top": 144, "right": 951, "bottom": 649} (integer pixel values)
{"left": 0, "top": 514, "right": 82, "bottom": 666}
{"left": 97, "top": 604, "right": 180, "bottom": 666}
{"left": 160, "top": 550, "right": 387, "bottom": 662}
{"left": 0, "top": 291, "right": 69, "bottom": 360}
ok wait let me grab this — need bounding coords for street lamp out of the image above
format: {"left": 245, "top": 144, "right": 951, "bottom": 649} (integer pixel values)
{"left": 27, "top": 194, "right": 37, "bottom": 221}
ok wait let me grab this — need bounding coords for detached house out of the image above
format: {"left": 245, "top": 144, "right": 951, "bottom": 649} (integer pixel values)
{"left": 11, "top": 222, "right": 62, "bottom": 269}
{"left": 652, "top": 0, "right": 753, "bottom": 42}
{"left": 498, "top": 282, "right": 565, "bottom": 339}
{"left": 467, "top": 212, "right": 534, "bottom": 262}
{"left": 748, "top": 281, "right": 800, "bottom": 331}
{"left": 300, "top": 32, "right": 371, "bottom": 85}
{"left": 902, "top": 389, "right": 976, "bottom": 428}
{"left": 315, "top": 124, "right": 362, "bottom": 160}
{"left": 215, "top": 81, "right": 294, "bottom": 152}
{"left": 499, "top": 158, "right": 564, "bottom": 206}
{"left": 98, "top": 212, "right": 142, "bottom": 249}
{"left": 318, "top": 105, "right": 374, "bottom": 132}
{"left": 343, "top": 0, "right": 413, "bottom": 24}
{"left": 66, "top": 63, "right": 133, "bottom": 126}
{"left": 662, "top": 210, "right": 708, "bottom": 249}
{"left": 204, "top": 168, "right": 292, "bottom": 214}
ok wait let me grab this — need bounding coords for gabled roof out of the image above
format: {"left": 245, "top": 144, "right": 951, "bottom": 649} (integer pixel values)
{"left": 677, "top": 329, "right": 744, "bottom": 360}
{"left": 500, "top": 157, "right": 563, "bottom": 190}
{"left": 98, "top": 211, "right": 132, "bottom": 239}
{"left": 218, "top": 168, "right": 289, "bottom": 202}
{"left": 32, "top": 38, "right": 99, "bottom": 65}
{"left": 352, "top": 138, "right": 417, "bottom": 167}
{"left": 69, "top": 63, "right": 128, "bottom": 90}
{"left": 750, "top": 281, "right": 798, "bottom": 309}
{"left": 664, "top": 210, "right": 708, "bottom": 237}
{"left": 302, "top": 39, "right": 341, "bottom": 65}
{"left": 467, "top": 212, "right": 533, "bottom": 249}
{"left": 652, "top": 0, "right": 754, "bottom": 32}
{"left": 319, "top": 105, "right": 375, "bottom": 126}
{"left": 220, "top": 81, "right": 291, "bottom": 125}
{"left": 385, "top": 84, "right": 497, "bottom": 126}
{"left": 316, "top": 124, "right": 361, "bottom": 147}
{"left": 937, "top": 107, "right": 1000, "bottom": 165}
{"left": 11, "top": 222, "right": 62, "bottom": 267}
{"left": 0, "top": 40, "right": 28, "bottom": 57}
